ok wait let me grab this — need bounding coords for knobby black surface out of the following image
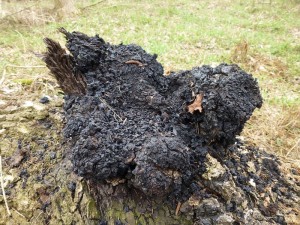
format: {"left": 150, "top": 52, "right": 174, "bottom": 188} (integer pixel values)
{"left": 41, "top": 30, "right": 300, "bottom": 224}
{"left": 46, "top": 29, "right": 261, "bottom": 198}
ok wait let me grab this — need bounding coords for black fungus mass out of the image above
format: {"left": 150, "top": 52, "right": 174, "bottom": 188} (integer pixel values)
{"left": 42, "top": 29, "right": 262, "bottom": 197}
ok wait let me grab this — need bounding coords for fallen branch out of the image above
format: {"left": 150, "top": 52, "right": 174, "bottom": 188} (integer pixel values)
{"left": 80, "top": 0, "right": 106, "bottom": 11}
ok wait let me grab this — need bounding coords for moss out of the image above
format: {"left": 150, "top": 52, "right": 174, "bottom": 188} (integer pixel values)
{"left": 103, "top": 200, "right": 192, "bottom": 225}
{"left": 86, "top": 199, "right": 101, "bottom": 220}
{"left": 202, "top": 154, "right": 226, "bottom": 180}
{"left": 12, "top": 79, "right": 34, "bottom": 86}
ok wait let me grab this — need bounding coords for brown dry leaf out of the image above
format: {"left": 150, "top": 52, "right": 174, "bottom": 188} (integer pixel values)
{"left": 125, "top": 60, "right": 146, "bottom": 67}
{"left": 187, "top": 93, "right": 204, "bottom": 114}
{"left": 175, "top": 202, "right": 182, "bottom": 216}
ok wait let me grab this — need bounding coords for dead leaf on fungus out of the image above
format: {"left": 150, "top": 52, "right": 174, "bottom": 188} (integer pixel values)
{"left": 188, "top": 93, "right": 204, "bottom": 114}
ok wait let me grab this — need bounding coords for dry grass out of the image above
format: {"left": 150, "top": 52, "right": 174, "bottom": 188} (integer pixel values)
{"left": 231, "top": 40, "right": 288, "bottom": 78}
{"left": 0, "top": 0, "right": 80, "bottom": 26}
{"left": 0, "top": 1, "right": 55, "bottom": 26}
{"left": 243, "top": 105, "right": 300, "bottom": 160}
{"left": 0, "top": 65, "right": 58, "bottom": 98}
{"left": 230, "top": 41, "right": 300, "bottom": 158}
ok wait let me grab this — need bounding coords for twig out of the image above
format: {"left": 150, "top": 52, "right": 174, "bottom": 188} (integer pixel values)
{"left": 285, "top": 138, "right": 300, "bottom": 157}
{"left": 81, "top": 0, "right": 106, "bottom": 10}
{"left": 98, "top": 97, "right": 125, "bottom": 123}
{"left": 0, "top": 68, "right": 6, "bottom": 86}
{"left": 13, "top": 208, "right": 25, "bottom": 218}
{"left": 0, "top": 156, "right": 11, "bottom": 216}
{"left": 5, "top": 65, "right": 46, "bottom": 69}
{"left": 30, "top": 211, "right": 43, "bottom": 223}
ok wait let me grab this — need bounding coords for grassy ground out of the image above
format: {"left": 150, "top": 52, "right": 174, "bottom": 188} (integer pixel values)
{"left": 0, "top": 0, "right": 299, "bottom": 159}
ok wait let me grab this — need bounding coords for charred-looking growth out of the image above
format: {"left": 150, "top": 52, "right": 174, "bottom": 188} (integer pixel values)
{"left": 42, "top": 29, "right": 300, "bottom": 224}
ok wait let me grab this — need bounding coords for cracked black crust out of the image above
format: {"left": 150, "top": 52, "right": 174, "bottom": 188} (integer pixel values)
{"left": 46, "top": 30, "right": 262, "bottom": 198}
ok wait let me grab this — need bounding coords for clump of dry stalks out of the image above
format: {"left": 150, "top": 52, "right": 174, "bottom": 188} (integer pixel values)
{"left": 0, "top": 0, "right": 78, "bottom": 26}
{"left": 231, "top": 40, "right": 300, "bottom": 160}
{"left": 231, "top": 40, "right": 288, "bottom": 78}
{"left": 0, "top": 2, "right": 54, "bottom": 26}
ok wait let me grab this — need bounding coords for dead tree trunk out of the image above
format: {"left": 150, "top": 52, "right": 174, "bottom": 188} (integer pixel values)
{"left": 40, "top": 29, "right": 300, "bottom": 225}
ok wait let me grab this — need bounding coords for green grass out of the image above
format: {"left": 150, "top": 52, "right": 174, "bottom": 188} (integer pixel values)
{"left": 0, "top": 0, "right": 299, "bottom": 158}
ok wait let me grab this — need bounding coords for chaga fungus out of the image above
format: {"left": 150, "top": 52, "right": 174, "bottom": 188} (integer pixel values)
{"left": 41, "top": 29, "right": 300, "bottom": 224}
{"left": 42, "top": 29, "right": 262, "bottom": 198}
